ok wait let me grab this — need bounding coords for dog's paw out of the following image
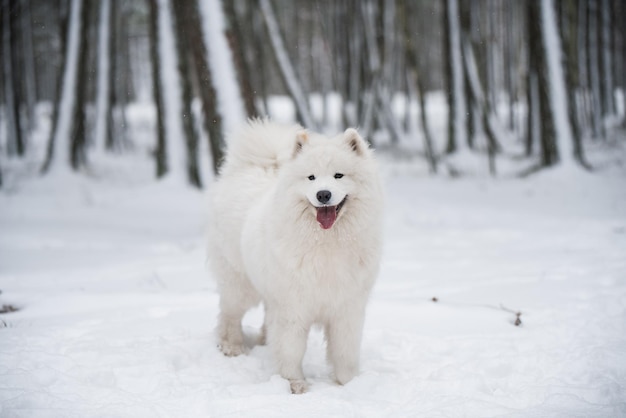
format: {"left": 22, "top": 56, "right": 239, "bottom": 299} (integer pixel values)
{"left": 334, "top": 367, "right": 358, "bottom": 386}
{"left": 218, "top": 341, "right": 246, "bottom": 357}
{"left": 289, "top": 379, "right": 309, "bottom": 394}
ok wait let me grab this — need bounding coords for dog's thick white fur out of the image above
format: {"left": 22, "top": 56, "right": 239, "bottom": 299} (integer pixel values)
{"left": 208, "top": 120, "right": 383, "bottom": 394}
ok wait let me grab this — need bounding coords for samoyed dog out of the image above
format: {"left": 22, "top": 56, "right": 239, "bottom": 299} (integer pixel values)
{"left": 208, "top": 120, "right": 383, "bottom": 394}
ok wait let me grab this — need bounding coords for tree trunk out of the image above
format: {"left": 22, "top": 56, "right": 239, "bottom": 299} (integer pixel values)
{"left": 560, "top": 0, "right": 589, "bottom": 167}
{"left": 171, "top": 0, "right": 202, "bottom": 188}
{"left": 400, "top": 0, "right": 436, "bottom": 173}
{"left": 599, "top": 0, "right": 614, "bottom": 117}
{"left": 527, "top": 0, "right": 583, "bottom": 169}
{"left": 41, "top": 0, "right": 69, "bottom": 173}
{"left": 346, "top": 0, "right": 363, "bottom": 127}
{"left": 2, "top": 0, "right": 24, "bottom": 157}
{"left": 112, "top": 0, "right": 129, "bottom": 148}
{"left": 9, "top": 1, "right": 26, "bottom": 155}
{"left": 94, "top": 0, "right": 111, "bottom": 152}
{"left": 525, "top": 70, "right": 539, "bottom": 157}
{"left": 223, "top": 0, "right": 258, "bottom": 119}
{"left": 21, "top": 0, "right": 38, "bottom": 134}
{"left": 105, "top": 0, "right": 118, "bottom": 150}
{"left": 576, "top": 0, "right": 591, "bottom": 136}
{"left": 504, "top": 3, "right": 513, "bottom": 132}
{"left": 358, "top": 0, "right": 401, "bottom": 143}
{"left": 154, "top": 0, "right": 188, "bottom": 183}
{"left": 618, "top": 0, "right": 626, "bottom": 127}
{"left": 187, "top": 0, "right": 226, "bottom": 174}
{"left": 148, "top": 0, "right": 167, "bottom": 178}
{"left": 69, "top": 0, "right": 91, "bottom": 170}
{"left": 528, "top": 0, "right": 557, "bottom": 166}
{"left": 484, "top": 0, "right": 497, "bottom": 113}
{"left": 541, "top": 0, "right": 583, "bottom": 167}
{"left": 587, "top": 0, "right": 604, "bottom": 139}
{"left": 259, "top": 0, "right": 316, "bottom": 129}
{"left": 461, "top": 37, "right": 500, "bottom": 173}
{"left": 42, "top": 0, "right": 82, "bottom": 173}
{"left": 359, "top": 0, "right": 380, "bottom": 139}
{"left": 443, "top": 0, "right": 468, "bottom": 154}
{"left": 250, "top": 6, "right": 269, "bottom": 115}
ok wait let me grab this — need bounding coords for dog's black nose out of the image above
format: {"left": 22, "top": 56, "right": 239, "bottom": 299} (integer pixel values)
{"left": 317, "top": 190, "right": 332, "bottom": 204}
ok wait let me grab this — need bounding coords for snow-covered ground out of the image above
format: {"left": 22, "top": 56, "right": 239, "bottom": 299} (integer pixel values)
{"left": 1, "top": 113, "right": 626, "bottom": 416}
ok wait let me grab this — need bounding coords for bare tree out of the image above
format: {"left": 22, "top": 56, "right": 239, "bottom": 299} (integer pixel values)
{"left": 69, "top": 0, "right": 92, "bottom": 170}
{"left": 108, "top": 0, "right": 129, "bottom": 150}
{"left": 93, "top": 0, "right": 111, "bottom": 153}
{"left": 42, "top": 0, "right": 82, "bottom": 173}
{"left": 223, "top": 0, "right": 259, "bottom": 119}
{"left": 187, "top": 0, "right": 226, "bottom": 174}
{"left": 560, "top": 0, "right": 589, "bottom": 167}
{"left": 171, "top": 0, "right": 202, "bottom": 188}
{"left": 21, "top": 0, "right": 38, "bottom": 134}
{"left": 2, "top": 0, "right": 25, "bottom": 157}
{"left": 526, "top": 0, "right": 587, "bottom": 171}
{"left": 599, "top": 0, "right": 614, "bottom": 117}
{"left": 148, "top": 0, "right": 167, "bottom": 178}
{"left": 615, "top": 0, "right": 626, "bottom": 128}
{"left": 461, "top": 37, "right": 499, "bottom": 174}
{"left": 400, "top": 0, "right": 436, "bottom": 173}
{"left": 503, "top": 2, "right": 517, "bottom": 133}
{"left": 443, "top": 0, "right": 468, "bottom": 154}
{"left": 527, "top": 0, "right": 556, "bottom": 166}
{"left": 259, "top": 0, "right": 316, "bottom": 128}
{"left": 360, "top": 0, "right": 402, "bottom": 143}
{"left": 460, "top": 0, "right": 500, "bottom": 171}
{"left": 587, "top": 0, "right": 604, "bottom": 139}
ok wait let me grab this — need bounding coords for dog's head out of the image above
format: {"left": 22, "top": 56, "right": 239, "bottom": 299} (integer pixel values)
{"left": 290, "top": 128, "right": 372, "bottom": 230}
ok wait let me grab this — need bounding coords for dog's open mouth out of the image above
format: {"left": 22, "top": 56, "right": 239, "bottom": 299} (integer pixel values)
{"left": 316, "top": 196, "right": 347, "bottom": 230}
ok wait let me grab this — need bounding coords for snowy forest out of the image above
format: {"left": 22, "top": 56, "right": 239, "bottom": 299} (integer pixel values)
{"left": 1, "top": 0, "right": 625, "bottom": 186}
{"left": 1, "top": 1, "right": 626, "bottom": 416}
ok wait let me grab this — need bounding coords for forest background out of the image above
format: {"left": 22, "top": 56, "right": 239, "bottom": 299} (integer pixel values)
{"left": 1, "top": 0, "right": 625, "bottom": 186}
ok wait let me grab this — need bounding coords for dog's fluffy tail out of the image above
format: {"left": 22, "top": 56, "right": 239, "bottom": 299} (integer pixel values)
{"left": 223, "top": 119, "right": 303, "bottom": 171}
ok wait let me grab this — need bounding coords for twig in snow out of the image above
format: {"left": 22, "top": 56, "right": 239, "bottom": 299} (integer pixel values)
{"left": 0, "top": 304, "right": 19, "bottom": 314}
{"left": 499, "top": 304, "right": 523, "bottom": 326}
{"left": 429, "top": 297, "right": 523, "bottom": 327}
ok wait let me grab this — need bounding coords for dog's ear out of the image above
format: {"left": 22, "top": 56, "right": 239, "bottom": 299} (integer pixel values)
{"left": 293, "top": 130, "right": 309, "bottom": 157}
{"left": 343, "top": 128, "right": 368, "bottom": 156}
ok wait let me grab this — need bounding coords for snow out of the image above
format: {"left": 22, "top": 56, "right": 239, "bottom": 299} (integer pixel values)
{"left": 2, "top": 115, "right": 626, "bottom": 416}
{"left": 197, "top": 0, "right": 246, "bottom": 135}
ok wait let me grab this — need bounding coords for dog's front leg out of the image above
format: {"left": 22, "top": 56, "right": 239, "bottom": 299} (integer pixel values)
{"left": 267, "top": 310, "right": 309, "bottom": 394}
{"left": 326, "top": 305, "right": 365, "bottom": 385}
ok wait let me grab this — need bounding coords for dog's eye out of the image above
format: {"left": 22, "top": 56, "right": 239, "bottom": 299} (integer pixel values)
{"left": 334, "top": 173, "right": 344, "bottom": 179}
{"left": 308, "top": 175, "right": 316, "bottom": 181}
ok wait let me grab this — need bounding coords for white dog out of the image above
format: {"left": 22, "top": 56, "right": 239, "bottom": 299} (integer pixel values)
{"left": 208, "top": 120, "right": 383, "bottom": 394}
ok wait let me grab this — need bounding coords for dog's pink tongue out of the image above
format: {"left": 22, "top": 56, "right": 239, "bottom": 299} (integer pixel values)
{"left": 316, "top": 206, "right": 337, "bottom": 229}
